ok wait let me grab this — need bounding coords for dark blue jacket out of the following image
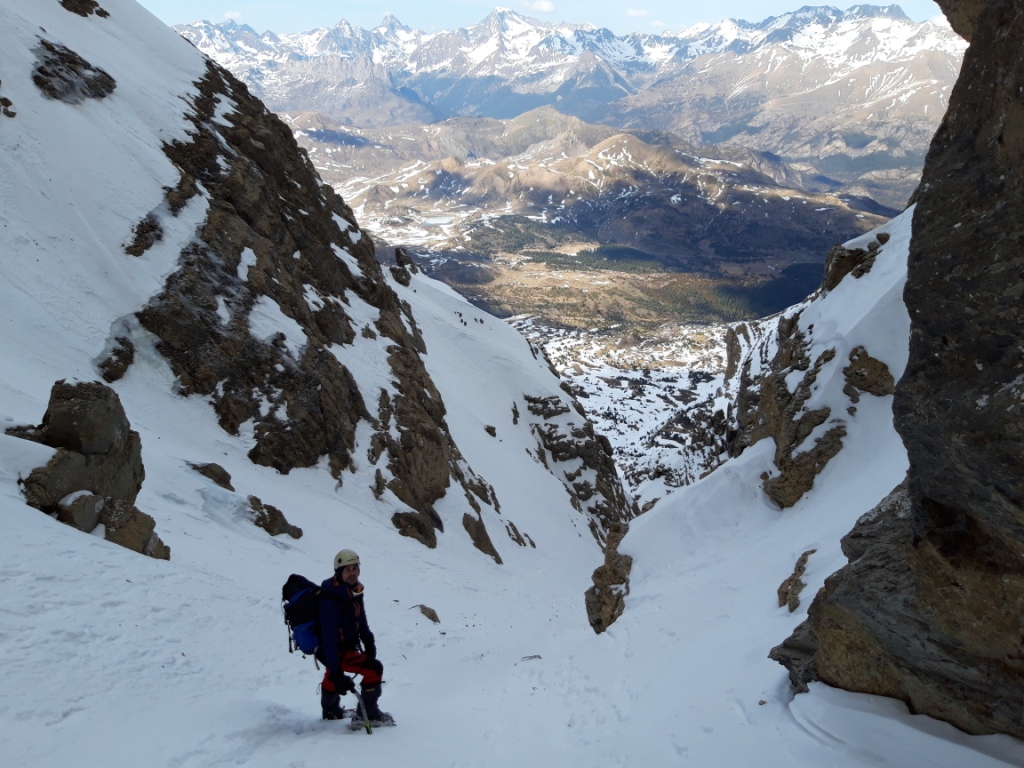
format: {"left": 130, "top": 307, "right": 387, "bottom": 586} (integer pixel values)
{"left": 318, "top": 576, "right": 374, "bottom": 672}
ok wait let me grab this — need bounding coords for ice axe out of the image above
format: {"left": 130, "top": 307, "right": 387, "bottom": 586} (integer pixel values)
{"left": 351, "top": 690, "right": 373, "bottom": 734}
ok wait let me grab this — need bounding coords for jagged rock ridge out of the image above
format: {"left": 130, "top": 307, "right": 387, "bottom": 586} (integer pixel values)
{"left": 620, "top": 229, "right": 898, "bottom": 506}
{"left": 124, "top": 58, "right": 634, "bottom": 556}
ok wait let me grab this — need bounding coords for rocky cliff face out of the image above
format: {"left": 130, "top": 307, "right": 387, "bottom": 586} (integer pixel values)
{"left": 771, "top": 0, "right": 1024, "bottom": 739}
{"left": 103, "top": 54, "right": 632, "bottom": 557}
{"left": 724, "top": 236, "right": 897, "bottom": 509}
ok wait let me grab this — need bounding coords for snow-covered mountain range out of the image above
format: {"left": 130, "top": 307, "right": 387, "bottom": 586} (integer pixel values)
{"left": 176, "top": 5, "right": 966, "bottom": 207}
{"left": 176, "top": 5, "right": 962, "bottom": 111}
{"left": 1, "top": 1, "right": 1021, "bottom": 767}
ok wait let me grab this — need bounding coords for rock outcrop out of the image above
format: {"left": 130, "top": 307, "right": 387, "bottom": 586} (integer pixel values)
{"left": 6, "top": 380, "right": 169, "bottom": 559}
{"left": 720, "top": 229, "right": 900, "bottom": 509}
{"left": 188, "top": 462, "right": 235, "bottom": 491}
{"left": 777, "top": 548, "right": 817, "bottom": 613}
{"left": 525, "top": 392, "right": 636, "bottom": 546}
{"left": 686, "top": 224, "right": 901, "bottom": 510}
{"left": 247, "top": 495, "right": 303, "bottom": 539}
{"left": 32, "top": 39, "right": 115, "bottom": 104}
{"left": 584, "top": 523, "right": 633, "bottom": 633}
{"left": 820, "top": 233, "right": 889, "bottom": 293}
{"left": 771, "top": 0, "right": 1024, "bottom": 739}
{"left": 60, "top": 0, "right": 109, "bottom": 18}
{"left": 725, "top": 317, "right": 843, "bottom": 509}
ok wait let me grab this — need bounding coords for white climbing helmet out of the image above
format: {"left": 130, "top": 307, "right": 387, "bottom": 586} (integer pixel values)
{"left": 334, "top": 548, "right": 360, "bottom": 570}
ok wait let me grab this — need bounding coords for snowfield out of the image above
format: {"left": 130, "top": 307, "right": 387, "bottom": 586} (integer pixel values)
{"left": 0, "top": 2, "right": 1020, "bottom": 766}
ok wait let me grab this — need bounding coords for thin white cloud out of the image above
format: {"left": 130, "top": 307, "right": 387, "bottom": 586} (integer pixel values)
{"left": 223, "top": 10, "right": 242, "bottom": 21}
{"left": 521, "top": 1, "right": 556, "bottom": 13}
{"left": 627, "top": 9, "right": 650, "bottom": 17}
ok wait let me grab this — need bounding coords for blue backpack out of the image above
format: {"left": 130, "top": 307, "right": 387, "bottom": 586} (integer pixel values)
{"left": 281, "top": 574, "right": 324, "bottom": 655}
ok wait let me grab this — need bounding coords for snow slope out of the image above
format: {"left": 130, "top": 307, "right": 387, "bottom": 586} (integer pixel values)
{"left": 0, "top": 2, "right": 1021, "bottom": 766}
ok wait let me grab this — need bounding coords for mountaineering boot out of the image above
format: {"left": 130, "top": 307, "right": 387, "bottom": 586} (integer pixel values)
{"left": 353, "top": 684, "right": 395, "bottom": 727}
{"left": 320, "top": 686, "right": 346, "bottom": 721}
{"left": 360, "top": 684, "right": 384, "bottom": 719}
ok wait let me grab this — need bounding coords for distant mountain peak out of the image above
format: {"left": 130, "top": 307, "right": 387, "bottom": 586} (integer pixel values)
{"left": 332, "top": 18, "right": 360, "bottom": 33}
{"left": 378, "top": 13, "right": 410, "bottom": 33}
{"left": 209, "top": 18, "right": 258, "bottom": 35}
{"left": 478, "top": 5, "right": 556, "bottom": 33}
{"left": 845, "top": 4, "right": 910, "bottom": 21}
{"left": 486, "top": 6, "right": 526, "bottom": 22}
{"left": 484, "top": 6, "right": 530, "bottom": 23}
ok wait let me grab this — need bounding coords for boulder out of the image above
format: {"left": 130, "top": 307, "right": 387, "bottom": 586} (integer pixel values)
{"left": 56, "top": 492, "right": 104, "bottom": 533}
{"left": 842, "top": 346, "right": 895, "bottom": 403}
{"left": 188, "top": 462, "right": 235, "bottom": 491}
{"left": 247, "top": 495, "right": 302, "bottom": 539}
{"left": 13, "top": 380, "right": 144, "bottom": 509}
{"left": 7, "top": 380, "right": 168, "bottom": 559}
{"left": 101, "top": 498, "right": 171, "bottom": 560}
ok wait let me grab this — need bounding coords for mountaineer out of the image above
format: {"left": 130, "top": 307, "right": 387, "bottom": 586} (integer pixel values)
{"left": 317, "top": 548, "right": 395, "bottom": 727}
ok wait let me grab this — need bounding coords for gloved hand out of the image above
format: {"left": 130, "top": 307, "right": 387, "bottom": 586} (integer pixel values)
{"left": 362, "top": 639, "right": 376, "bottom": 661}
{"left": 331, "top": 672, "right": 356, "bottom": 694}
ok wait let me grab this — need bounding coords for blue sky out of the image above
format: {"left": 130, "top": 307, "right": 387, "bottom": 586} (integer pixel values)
{"left": 135, "top": 1, "right": 945, "bottom": 35}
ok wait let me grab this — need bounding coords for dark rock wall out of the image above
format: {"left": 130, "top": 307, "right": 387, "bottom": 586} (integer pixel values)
{"left": 771, "top": 0, "right": 1024, "bottom": 738}
{"left": 898, "top": 0, "right": 1024, "bottom": 593}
